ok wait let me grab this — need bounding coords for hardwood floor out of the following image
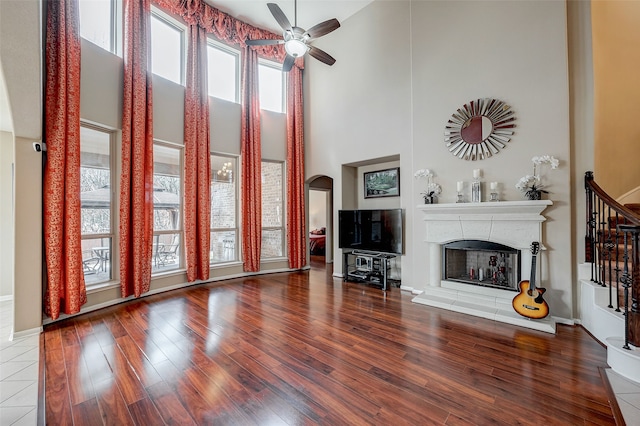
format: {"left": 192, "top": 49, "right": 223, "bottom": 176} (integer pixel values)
{"left": 42, "top": 259, "right": 616, "bottom": 425}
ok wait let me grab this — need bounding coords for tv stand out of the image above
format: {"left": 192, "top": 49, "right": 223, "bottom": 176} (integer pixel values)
{"left": 343, "top": 250, "right": 396, "bottom": 291}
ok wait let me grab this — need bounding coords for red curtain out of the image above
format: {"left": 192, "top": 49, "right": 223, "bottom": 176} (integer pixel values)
{"left": 43, "top": 0, "right": 87, "bottom": 320}
{"left": 286, "top": 66, "right": 306, "bottom": 269}
{"left": 240, "top": 46, "right": 262, "bottom": 272}
{"left": 184, "top": 24, "right": 211, "bottom": 281}
{"left": 152, "top": 0, "right": 307, "bottom": 271}
{"left": 120, "top": 0, "right": 154, "bottom": 298}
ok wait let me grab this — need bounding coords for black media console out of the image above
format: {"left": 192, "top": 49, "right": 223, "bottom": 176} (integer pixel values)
{"left": 342, "top": 250, "right": 396, "bottom": 291}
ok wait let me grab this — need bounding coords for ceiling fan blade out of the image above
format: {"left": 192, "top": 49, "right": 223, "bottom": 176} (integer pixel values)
{"left": 267, "top": 3, "right": 293, "bottom": 33}
{"left": 246, "top": 39, "right": 284, "bottom": 46}
{"left": 282, "top": 54, "right": 296, "bottom": 72}
{"left": 304, "top": 18, "right": 340, "bottom": 39}
{"left": 308, "top": 46, "right": 336, "bottom": 66}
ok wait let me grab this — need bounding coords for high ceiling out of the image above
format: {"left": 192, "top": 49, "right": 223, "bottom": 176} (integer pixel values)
{"left": 209, "top": 0, "right": 372, "bottom": 34}
{"left": 0, "top": 0, "right": 373, "bottom": 135}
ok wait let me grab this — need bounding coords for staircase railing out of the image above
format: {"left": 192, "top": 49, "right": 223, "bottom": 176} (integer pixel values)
{"left": 585, "top": 171, "right": 640, "bottom": 348}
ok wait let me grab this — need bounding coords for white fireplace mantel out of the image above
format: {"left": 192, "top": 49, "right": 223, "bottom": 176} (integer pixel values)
{"left": 413, "top": 200, "right": 556, "bottom": 333}
{"left": 417, "top": 200, "right": 553, "bottom": 250}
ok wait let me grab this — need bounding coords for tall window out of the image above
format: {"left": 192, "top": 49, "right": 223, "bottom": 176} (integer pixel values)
{"left": 78, "top": 0, "right": 120, "bottom": 54}
{"left": 152, "top": 143, "right": 183, "bottom": 273}
{"left": 207, "top": 41, "right": 240, "bottom": 103}
{"left": 80, "top": 125, "right": 114, "bottom": 286}
{"left": 261, "top": 161, "right": 285, "bottom": 258}
{"left": 150, "top": 10, "right": 185, "bottom": 85}
{"left": 210, "top": 155, "right": 238, "bottom": 263}
{"left": 258, "top": 61, "right": 285, "bottom": 113}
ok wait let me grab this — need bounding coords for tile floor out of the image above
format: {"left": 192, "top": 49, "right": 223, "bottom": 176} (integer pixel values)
{"left": 606, "top": 368, "right": 640, "bottom": 426}
{"left": 0, "top": 300, "right": 39, "bottom": 426}
{"left": 0, "top": 299, "right": 639, "bottom": 425}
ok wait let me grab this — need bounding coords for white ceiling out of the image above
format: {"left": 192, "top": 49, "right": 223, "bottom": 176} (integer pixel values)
{"left": 209, "top": 0, "right": 372, "bottom": 34}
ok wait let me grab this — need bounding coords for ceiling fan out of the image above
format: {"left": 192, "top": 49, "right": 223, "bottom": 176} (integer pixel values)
{"left": 245, "top": 1, "right": 340, "bottom": 72}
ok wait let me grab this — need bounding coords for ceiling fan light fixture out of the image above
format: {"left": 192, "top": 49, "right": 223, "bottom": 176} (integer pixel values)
{"left": 285, "top": 39, "right": 308, "bottom": 57}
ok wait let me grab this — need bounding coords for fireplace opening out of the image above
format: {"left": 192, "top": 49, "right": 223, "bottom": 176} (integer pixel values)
{"left": 442, "top": 240, "right": 521, "bottom": 291}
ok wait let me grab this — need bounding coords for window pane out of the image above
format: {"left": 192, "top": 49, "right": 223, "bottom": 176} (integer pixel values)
{"left": 152, "top": 233, "right": 181, "bottom": 273}
{"left": 262, "top": 162, "right": 282, "bottom": 227}
{"left": 79, "top": 0, "right": 112, "bottom": 51}
{"left": 151, "top": 15, "right": 182, "bottom": 84}
{"left": 261, "top": 161, "right": 284, "bottom": 259}
{"left": 207, "top": 45, "right": 238, "bottom": 102}
{"left": 261, "top": 229, "right": 283, "bottom": 258}
{"left": 210, "top": 231, "right": 236, "bottom": 262}
{"left": 82, "top": 238, "right": 112, "bottom": 283}
{"left": 259, "top": 64, "right": 283, "bottom": 113}
{"left": 153, "top": 145, "right": 181, "bottom": 231}
{"left": 80, "top": 127, "right": 111, "bottom": 234}
{"left": 211, "top": 155, "right": 237, "bottom": 263}
{"left": 211, "top": 155, "right": 236, "bottom": 229}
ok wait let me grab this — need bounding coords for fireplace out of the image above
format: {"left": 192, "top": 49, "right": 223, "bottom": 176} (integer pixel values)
{"left": 412, "top": 200, "right": 556, "bottom": 333}
{"left": 443, "top": 240, "right": 520, "bottom": 291}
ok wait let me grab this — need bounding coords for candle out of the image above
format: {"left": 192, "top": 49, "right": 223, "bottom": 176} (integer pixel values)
{"left": 473, "top": 169, "right": 480, "bottom": 179}
{"left": 491, "top": 182, "right": 498, "bottom": 190}
{"left": 457, "top": 181, "right": 464, "bottom": 192}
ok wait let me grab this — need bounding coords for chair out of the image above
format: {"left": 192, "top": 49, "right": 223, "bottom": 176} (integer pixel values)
{"left": 82, "top": 250, "right": 101, "bottom": 275}
{"left": 157, "top": 243, "right": 180, "bottom": 266}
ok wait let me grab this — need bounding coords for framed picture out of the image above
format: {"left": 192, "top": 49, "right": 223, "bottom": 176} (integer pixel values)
{"left": 364, "top": 167, "right": 400, "bottom": 199}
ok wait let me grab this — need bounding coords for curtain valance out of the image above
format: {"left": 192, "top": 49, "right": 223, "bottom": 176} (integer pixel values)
{"left": 152, "top": 0, "right": 303, "bottom": 68}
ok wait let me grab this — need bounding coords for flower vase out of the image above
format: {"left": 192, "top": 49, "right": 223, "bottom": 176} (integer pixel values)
{"left": 525, "top": 189, "right": 542, "bottom": 200}
{"left": 424, "top": 196, "right": 437, "bottom": 204}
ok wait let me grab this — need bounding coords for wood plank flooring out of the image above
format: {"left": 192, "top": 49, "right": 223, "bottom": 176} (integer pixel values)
{"left": 42, "top": 258, "right": 616, "bottom": 425}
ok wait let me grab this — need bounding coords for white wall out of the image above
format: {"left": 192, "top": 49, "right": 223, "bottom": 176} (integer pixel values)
{"left": 0, "top": 131, "right": 14, "bottom": 299}
{"left": 307, "top": 0, "right": 574, "bottom": 319}
{"left": 305, "top": 0, "right": 414, "bottom": 286}
{"left": 309, "top": 190, "right": 327, "bottom": 231}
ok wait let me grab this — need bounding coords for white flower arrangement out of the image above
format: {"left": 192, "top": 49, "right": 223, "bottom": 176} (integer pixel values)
{"left": 415, "top": 168, "right": 442, "bottom": 199}
{"left": 414, "top": 169, "right": 433, "bottom": 180}
{"left": 422, "top": 182, "right": 442, "bottom": 198}
{"left": 516, "top": 155, "right": 560, "bottom": 199}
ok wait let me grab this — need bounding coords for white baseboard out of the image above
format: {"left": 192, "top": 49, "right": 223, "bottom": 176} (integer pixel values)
{"left": 10, "top": 326, "right": 42, "bottom": 340}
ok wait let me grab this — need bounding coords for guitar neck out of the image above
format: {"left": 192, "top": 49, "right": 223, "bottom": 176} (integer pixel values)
{"left": 529, "top": 254, "right": 537, "bottom": 290}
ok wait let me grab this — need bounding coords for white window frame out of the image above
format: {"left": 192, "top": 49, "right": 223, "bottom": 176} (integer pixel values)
{"left": 150, "top": 7, "right": 186, "bottom": 85}
{"left": 80, "top": 123, "right": 117, "bottom": 288}
{"left": 78, "top": 0, "right": 122, "bottom": 56}
{"left": 261, "top": 160, "right": 286, "bottom": 259}
{"left": 152, "top": 140, "right": 185, "bottom": 274}
{"left": 258, "top": 59, "right": 287, "bottom": 114}
{"left": 210, "top": 153, "right": 240, "bottom": 264}
{"left": 207, "top": 39, "right": 241, "bottom": 103}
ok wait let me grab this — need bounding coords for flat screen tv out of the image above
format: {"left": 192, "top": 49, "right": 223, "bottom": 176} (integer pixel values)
{"left": 339, "top": 209, "right": 404, "bottom": 255}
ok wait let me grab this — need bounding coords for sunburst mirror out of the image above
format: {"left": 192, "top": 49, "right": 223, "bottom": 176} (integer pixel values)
{"left": 444, "top": 98, "right": 516, "bottom": 161}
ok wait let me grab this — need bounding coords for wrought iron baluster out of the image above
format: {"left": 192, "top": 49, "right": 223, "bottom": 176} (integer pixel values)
{"left": 603, "top": 206, "right": 615, "bottom": 308}
{"left": 614, "top": 212, "right": 621, "bottom": 312}
{"left": 598, "top": 197, "right": 606, "bottom": 287}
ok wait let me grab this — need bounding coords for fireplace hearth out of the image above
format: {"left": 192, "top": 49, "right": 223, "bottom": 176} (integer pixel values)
{"left": 443, "top": 240, "right": 520, "bottom": 291}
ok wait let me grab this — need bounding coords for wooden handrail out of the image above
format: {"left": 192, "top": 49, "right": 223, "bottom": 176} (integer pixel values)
{"left": 585, "top": 171, "right": 640, "bottom": 225}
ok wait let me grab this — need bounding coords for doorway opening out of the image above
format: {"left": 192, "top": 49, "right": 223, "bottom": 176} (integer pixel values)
{"left": 308, "top": 176, "right": 333, "bottom": 264}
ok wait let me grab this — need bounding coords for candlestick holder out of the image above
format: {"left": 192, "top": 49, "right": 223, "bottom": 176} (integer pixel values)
{"left": 456, "top": 192, "right": 464, "bottom": 203}
{"left": 471, "top": 178, "right": 481, "bottom": 203}
{"left": 490, "top": 192, "right": 499, "bottom": 202}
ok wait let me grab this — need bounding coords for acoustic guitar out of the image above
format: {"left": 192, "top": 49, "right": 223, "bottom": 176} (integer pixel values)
{"left": 512, "top": 242, "right": 549, "bottom": 319}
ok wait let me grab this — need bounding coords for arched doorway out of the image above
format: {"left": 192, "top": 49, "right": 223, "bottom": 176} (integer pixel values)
{"left": 307, "top": 175, "right": 333, "bottom": 264}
